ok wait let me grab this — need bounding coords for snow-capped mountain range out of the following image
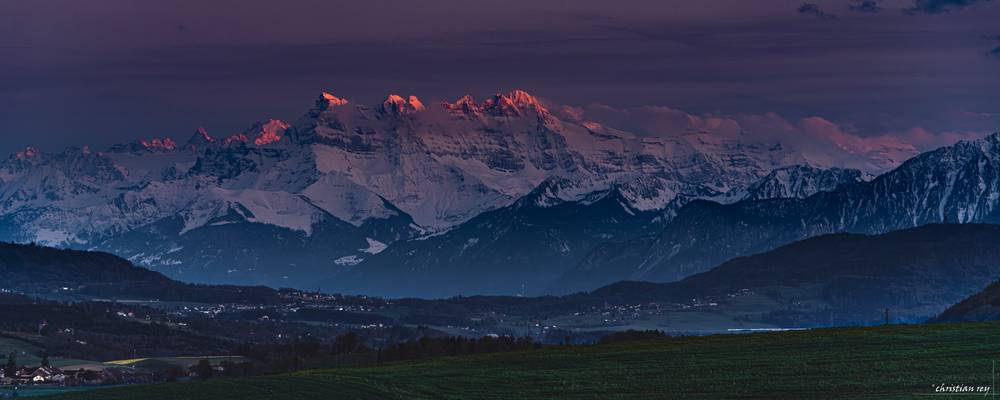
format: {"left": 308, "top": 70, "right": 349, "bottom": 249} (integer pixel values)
{"left": 0, "top": 89, "right": 902, "bottom": 288}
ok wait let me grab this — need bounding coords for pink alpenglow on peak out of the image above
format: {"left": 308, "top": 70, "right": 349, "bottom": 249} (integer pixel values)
{"left": 384, "top": 94, "right": 405, "bottom": 104}
{"left": 140, "top": 138, "right": 177, "bottom": 151}
{"left": 186, "top": 127, "right": 215, "bottom": 149}
{"left": 508, "top": 89, "right": 545, "bottom": 110}
{"left": 381, "top": 94, "right": 425, "bottom": 114}
{"left": 443, "top": 95, "right": 482, "bottom": 116}
{"left": 251, "top": 119, "right": 291, "bottom": 146}
{"left": 193, "top": 127, "right": 214, "bottom": 142}
{"left": 224, "top": 134, "right": 249, "bottom": 146}
{"left": 481, "top": 89, "right": 548, "bottom": 117}
{"left": 15, "top": 147, "right": 39, "bottom": 159}
{"left": 482, "top": 93, "right": 519, "bottom": 116}
{"left": 253, "top": 131, "right": 281, "bottom": 146}
{"left": 316, "top": 92, "right": 349, "bottom": 111}
{"left": 407, "top": 95, "right": 426, "bottom": 111}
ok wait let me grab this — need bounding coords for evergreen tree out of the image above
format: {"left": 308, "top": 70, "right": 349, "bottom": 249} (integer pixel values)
{"left": 191, "top": 359, "right": 214, "bottom": 380}
{"left": 333, "top": 332, "right": 362, "bottom": 354}
{"left": 4, "top": 352, "right": 17, "bottom": 377}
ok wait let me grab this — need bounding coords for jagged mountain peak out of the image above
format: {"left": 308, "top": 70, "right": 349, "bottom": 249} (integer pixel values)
{"left": 482, "top": 89, "right": 548, "bottom": 117}
{"left": 223, "top": 134, "right": 249, "bottom": 146}
{"left": 509, "top": 174, "right": 697, "bottom": 215}
{"left": 408, "top": 95, "right": 426, "bottom": 111}
{"left": 243, "top": 119, "right": 291, "bottom": 146}
{"left": 313, "top": 91, "right": 350, "bottom": 114}
{"left": 107, "top": 137, "right": 179, "bottom": 154}
{"left": 736, "top": 164, "right": 865, "bottom": 201}
{"left": 381, "top": 94, "right": 426, "bottom": 115}
{"left": 140, "top": 138, "right": 177, "bottom": 151}
{"left": 977, "top": 131, "right": 1000, "bottom": 149}
{"left": 1, "top": 147, "right": 48, "bottom": 176}
{"left": 14, "top": 147, "right": 41, "bottom": 160}
{"left": 185, "top": 127, "right": 215, "bottom": 149}
{"left": 442, "top": 95, "right": 482, "bottom": 117}
{"left": 930, "top": 131, "right": 1000, "bottom": 162}
{"left": 617, "top": 175, "right": 689, "bottom": 212}
{"left": 515, "top": 176, "right": 606, "bottom": 208}
{"left": 508, "top": 89, "right": 544, "bottom": 108}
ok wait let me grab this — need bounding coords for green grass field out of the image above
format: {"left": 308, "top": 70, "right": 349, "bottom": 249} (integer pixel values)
{"left": 103, "top": 356, "right": 249, "bottom": 371}
{"left": 1, "top": 386, "right": 99, "bottom": 398}
{"left": 0, "top": 335, "right": 97, "bottom": 369}
{"left": 0, "top": 335, "right": 40, "bottom": 358}
{"left": 45, "top": 321, "right": 1000, "bottom": 399}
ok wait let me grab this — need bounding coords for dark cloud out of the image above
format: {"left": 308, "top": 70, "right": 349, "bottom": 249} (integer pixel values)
{"left": 1, "top": 0, "right": 998, "bottom": 156}
{"left": 909, "top": 0, "right": 992, "bottom": 14}
{"left": 798, "top": 3, "right": 839, "bottom": 20}
{"left": 849, "top": 0, "right": 882, "bottom": 12}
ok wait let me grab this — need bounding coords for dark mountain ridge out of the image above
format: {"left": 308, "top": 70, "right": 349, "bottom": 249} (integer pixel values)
{"left": 563, "top": 133, "right": 1000, "bottom": 290}
{"left": 355, "top": 224, "right": 1000, "bottom": 328}
{"left": 935, "top": 279, "right": 1000, "bottom": 322}
{"left": 327, "top": 179, "right": 672, "bottom": 298}
{"left": 587, "top": 224, "right": 1000, "bottom": 323}
{"left": 0, "top": 241, "right": 281, "bottom": 303}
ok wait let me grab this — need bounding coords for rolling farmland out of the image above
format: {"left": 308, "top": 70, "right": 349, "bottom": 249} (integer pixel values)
{"left": 44, "top": 321, "right": 1000, "bottom": 399}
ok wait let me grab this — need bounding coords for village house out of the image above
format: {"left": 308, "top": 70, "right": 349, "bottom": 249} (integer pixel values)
{"left": 11, "top": 366, "right": 63, "bottom": 385}
{"left": 30, "top": 366, "right": 65, "bottom": 384}
{"left": 1, "top": 365, "right": 143, "bottom": 388}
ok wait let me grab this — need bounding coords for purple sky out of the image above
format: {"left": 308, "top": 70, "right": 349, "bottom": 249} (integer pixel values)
{"left": 2, "top": 0, "right": 999, "bottom": 155}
